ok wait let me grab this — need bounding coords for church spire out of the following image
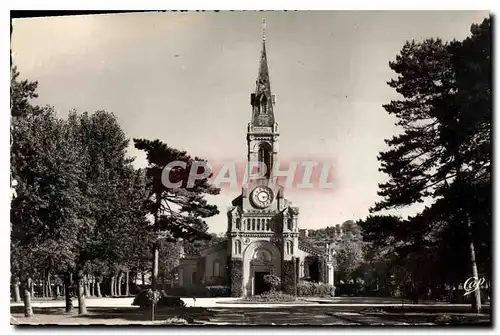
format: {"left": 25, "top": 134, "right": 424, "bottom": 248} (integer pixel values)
{"left": 250, "top": 18, "right": 275, "bottom": 127}
{"left": 255, "top": 18, "right": 271, "bottom": 98}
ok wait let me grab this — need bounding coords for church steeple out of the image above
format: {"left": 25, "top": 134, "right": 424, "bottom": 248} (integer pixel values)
{"left": 247, "top": 19, "right": 279, "bottom": 180}
{"left": 250, "top": 18, "right": 275, "bottom": 127}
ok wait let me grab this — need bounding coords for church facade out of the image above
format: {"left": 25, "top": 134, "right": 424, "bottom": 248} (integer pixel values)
{"left": 177, "top": 32, "right": 335, "bottom": 297}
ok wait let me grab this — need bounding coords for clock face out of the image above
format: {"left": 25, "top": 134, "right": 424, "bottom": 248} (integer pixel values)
{"left": 251, "top": 186, "right": 273, "bottom": 208}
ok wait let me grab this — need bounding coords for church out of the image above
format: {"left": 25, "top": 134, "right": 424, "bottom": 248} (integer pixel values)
{"left": 177, "top": 27, "right": 335, "bottom": 297}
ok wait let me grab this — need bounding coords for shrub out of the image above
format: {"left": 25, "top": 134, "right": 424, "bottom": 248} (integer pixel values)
{"left": 132, "top": 290, "right": 186, "bottom": 309}
{"left": 164, "top": 285, "right": 231, "bottom": 298}
{"left": 203, "top": 276, "right": 228, "bottom": 286}
{"left": 335, "top": 282, "right": 363, "bottom": 297}
{"left": 297, "top": 281, "right": 334, "bottom": 297}
{"left": 243, "top": 290, "right": 296, "bottom": 302}
{"left": 159, "top": 317, "right": 189, "bottom": 325}
{"left": 206, "top": 285, "right": 231, "bottom": 297}
{"left": 263, "top": 275, "right": 281, "bottom": 292}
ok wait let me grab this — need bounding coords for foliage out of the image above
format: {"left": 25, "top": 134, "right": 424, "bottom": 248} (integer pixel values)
{"left": 133, "top": 138, "right": 220, "bottom": 290}
{"left": 304, "top": 221, "right": 365, "bottom": 282}
{"left": 165, "top": 285, "right": 231, "bottom": 298}
{"left": 304, "top": 220, "right": 356, "bottom": 248}
{"left": 132, "top": 289, "right": 186, "bottom": 309}
{"left": 11, "top": 107, "right": 96, "bottom": 280}
{"left": 263, "top": 274, "right": 281, "bottom": 291}
{"left": 146, "top": 289, "right": 162, "bottom": 305}
{"left": 70, "top": 111, "right": 152, "bottom": 291}
{"left": 335, "top": 282, "right": 365, "bottom": 297}
{"left": 229, "top": 259, "right": 243, "bottom": 297}
{"left": 159, "top": 317, "right": 189, "bottom": 325}
{"left": 183, "top": 234, "right": 227, "bottom": 256}
{"left": 282, "top": 260, "right": 297, "bottom": 295}
{"left": 10, "top": 68, "right": 156, "bottom": 314}
{"left": 366, "top": 18, "right": 491, "bottom": 304}
{"left": 203, "top": 275, "right": 229, "bottom": 286}
{"left": 243, "top": 291, "right": 296, "bottom": 302}
{"left": 158, "top": 240, "right": 183, "bottom": 284}
{"left": 296, "top": 281, "right": 334, "bottom": 297}
{"left": 133, "top": 138, "right": 220, "bottom": 243}
{"left": 10, "top": 66, "right": 42, "bottom": 118}
{"left": 205, "top": 285, "right": 231, "bottom": 297}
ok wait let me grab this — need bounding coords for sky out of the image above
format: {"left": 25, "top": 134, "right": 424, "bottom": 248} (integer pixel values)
{"left": 11, "top": 11, "right": 490, "bottom": 234}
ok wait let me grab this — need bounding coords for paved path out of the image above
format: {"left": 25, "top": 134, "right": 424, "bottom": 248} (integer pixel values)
{"left": 11, "top": 296, "right": 488, "bottom": 309}
{"left": 11, "top": 300, "right": 491, "bottom": 325}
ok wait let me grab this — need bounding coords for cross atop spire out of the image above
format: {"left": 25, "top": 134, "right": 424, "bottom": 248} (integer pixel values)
{"left": 262, "top": 18, "right": 266, "bottom": 42}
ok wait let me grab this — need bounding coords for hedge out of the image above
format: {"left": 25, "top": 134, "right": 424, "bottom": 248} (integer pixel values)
{"left": 297, "top": 281, "right": 334, "bottom": 297}
{"left": 243, "top": 290, "right": 296, "bottom": 302}
{"left": 229, "top": 259, "right": 243, "bottom": 297}
{"left": 164, "top": 285, "right": 230, "bottom": 298}
{"left": 282, "top": 260, "right": 297, "bottom": 295}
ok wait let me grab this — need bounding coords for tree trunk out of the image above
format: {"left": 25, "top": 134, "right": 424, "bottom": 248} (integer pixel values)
{"left": 30, "top": 279, "right": 35, "bottom": 298}
{"left": 23, "top": 278, "right": 34, "bottom": 317}
{"left": 467, "top": 213, "right": 481, "bottom": 313}
{"left": 454, "top": 146, "right": 481, "bottom": 313}
{"left": 142, "top": 272, "right": 145, "bottom": 289}
{"left": 89, "top": 276, "right": 94, "bottom": 297}
{"left": 64, "top": 272, "right": 73, "bottom": 313}
{"left": 117, "top": 272, "right": 124, "bottom": 296}
{"left": 42, "top": 277, "right": 46, "bottom": 298}
{"left": 47, "top": 273, "right": 53, "bottom": 297}
{"left": 83, "top": 275, "right": 89, "bottom": 297}
{"left": 56, "top": 285, "right": 61, "bottom": 298}
{"left": 152, "top": 244, "right": 159, "bottom": 291}
{"left": 110, "top": 275, "right": 116, "bottom": 297}
{"left": 14, "top": 280, "right": 21, "bottom": 302}
{"left": 76, "top": 274, "right": 87, "bottom": 315}
{"left": 96, "top": 281, "right": 102, "bottom": 298}
{"left": 125, "top": 270, "right": 130, "bottom": 296}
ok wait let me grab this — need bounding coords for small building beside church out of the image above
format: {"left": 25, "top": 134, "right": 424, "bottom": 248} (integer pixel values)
{"left": 177, "top": 30, "right": 335, "bottom": 297}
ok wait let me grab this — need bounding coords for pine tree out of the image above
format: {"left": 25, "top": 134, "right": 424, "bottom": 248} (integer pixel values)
{"left": 371, "top": 18, "right": 491, "bottom": 312}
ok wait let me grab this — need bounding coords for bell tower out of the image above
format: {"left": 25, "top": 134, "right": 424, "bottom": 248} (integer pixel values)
{"left": 247, "top": 18, "right": 279, "bottom": 180}
{"left": 227, "top": 20, "right": 300, "bottom": 297}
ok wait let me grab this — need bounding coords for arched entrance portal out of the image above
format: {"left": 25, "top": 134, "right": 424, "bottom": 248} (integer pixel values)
{"left": 242, "top": 241, "right": 281, "bottom": 296}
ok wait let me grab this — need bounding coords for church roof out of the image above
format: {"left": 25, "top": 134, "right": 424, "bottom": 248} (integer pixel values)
{"left": 298, "top": 237, "right": 326, "bottom": 257}
{"left": 200, "top": 239, "right": 228, "bottom": 257}
{"left": 231, "top": 194, "right": 243, "bottom": 206}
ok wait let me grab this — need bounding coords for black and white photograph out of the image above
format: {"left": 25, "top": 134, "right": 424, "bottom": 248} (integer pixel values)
{"left": 8, "top": 9, "right": 492, "bottom": 326}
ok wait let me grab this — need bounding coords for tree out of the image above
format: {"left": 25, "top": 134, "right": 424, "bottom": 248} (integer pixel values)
{"left": 133, "top": 139, "right": 220, "bottom": 320}
{"left": 183, "top": 233, "right": 226, "bottom": 256}
{"left": 10, "top": 66, "right": 42, "bottom": 118}
{"left": 334, "top": 221, "right": 365, "bottom": 281}
{"left": 371, "top": 18, "right": 491, "bottom": 312}
{"left": 70, "top": 111, "right": 152, "bottom": 302}
{"left": 11, "top": 107, "right": 95, "bottom": 316}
